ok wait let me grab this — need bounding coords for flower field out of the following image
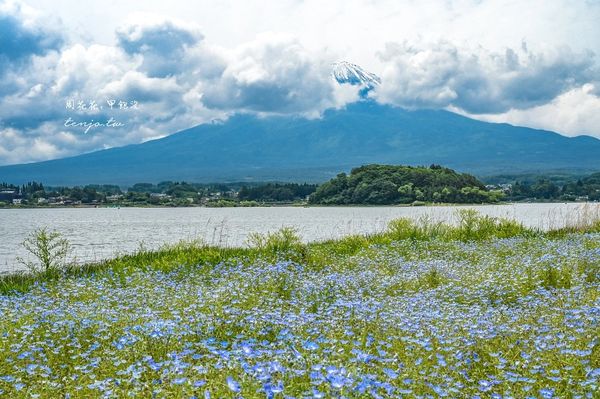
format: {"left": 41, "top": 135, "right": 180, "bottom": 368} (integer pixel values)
{"left": 0, "top": 214, "right": 598, "bottom": 398}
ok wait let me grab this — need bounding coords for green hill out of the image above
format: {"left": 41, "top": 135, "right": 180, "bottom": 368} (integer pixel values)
{"left": 309, "top": 164, "right": 502, "bottom": 205}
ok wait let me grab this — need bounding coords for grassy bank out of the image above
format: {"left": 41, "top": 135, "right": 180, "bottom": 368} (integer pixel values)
{"left": 0, "top": 210, "right": 598, "bottom": 397}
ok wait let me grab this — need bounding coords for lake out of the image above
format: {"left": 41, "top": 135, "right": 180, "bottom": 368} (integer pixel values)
{"left": 1, "top": 203, "right": 598, "bottom": 272}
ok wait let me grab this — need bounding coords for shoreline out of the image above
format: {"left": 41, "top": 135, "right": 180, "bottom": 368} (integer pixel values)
{"left": 0, "top": 200, "right": 596, "bottom": 210}
{"left": 3, "top": 203, "right": 598, "bottom": 276}
{"left": 2, "top": 209, "right": 599, "bottom": 291}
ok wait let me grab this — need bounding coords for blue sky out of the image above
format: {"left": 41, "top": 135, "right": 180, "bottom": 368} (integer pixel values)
{"left": 1, "top": 0, "right": 599, "bottom": 165}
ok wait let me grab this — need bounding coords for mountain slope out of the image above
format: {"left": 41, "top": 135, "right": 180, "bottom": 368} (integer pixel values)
{"left": 332, "top": 61, "right": 381, "bottom": 87}
{"left": 0, "top": 101, "right": 599, "bottom": 185}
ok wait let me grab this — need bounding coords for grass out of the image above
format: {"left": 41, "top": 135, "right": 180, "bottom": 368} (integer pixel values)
{"left": 0, "top": 211, "right": 598, "bottom": 397}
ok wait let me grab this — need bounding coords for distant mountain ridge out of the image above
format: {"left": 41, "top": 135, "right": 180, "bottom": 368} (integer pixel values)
{"left": 0, "top": 100, "right": 599, "bottom": 186}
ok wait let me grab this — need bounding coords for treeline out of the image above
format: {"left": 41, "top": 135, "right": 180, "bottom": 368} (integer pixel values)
{"left": 309, "top": 164, "right": 503, "bottom": 205}
{"left": 0, "top": 180, "right": 317, "bottom": 206}
{"left": 4, "top": 168, "right": 599, "bottom": 207}
{"left": 0, "top": 181, "right": 245, "bottom": 206}
{"left": 238, "top": 183, "right": 317, "bottom": 202}
{"left": 1, "top": 182, "right": 122, "bottom": 203}
{"left": 507, "top": 173, "right": 600, "bottom": 201}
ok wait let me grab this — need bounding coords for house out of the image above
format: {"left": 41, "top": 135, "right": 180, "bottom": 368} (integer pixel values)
{"left": 12, "top": 198, "right": 22, "bottom": 205}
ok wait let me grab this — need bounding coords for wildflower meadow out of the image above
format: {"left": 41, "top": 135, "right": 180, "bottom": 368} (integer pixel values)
{"left": 0, "top": 212, "right": 598, "bottom": 398}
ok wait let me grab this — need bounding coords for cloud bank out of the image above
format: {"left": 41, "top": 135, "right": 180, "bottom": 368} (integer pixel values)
{"left": 375, "top": 41, "right": 597, "bottom": 114}
{"left": 0, "top": 2, "right": 62, "bottom": 75}
{"left": 0, "top": 0, "right": 599, "bottom": 165}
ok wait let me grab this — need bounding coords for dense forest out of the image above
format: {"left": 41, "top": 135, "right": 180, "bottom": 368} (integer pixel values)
{"left": 507, "top": 172, "right": 600, "bottom": 201}
{"left": 238, "top": 183, "right": 317, "bottom": 202}
{"left": 309, "top": 164, "right": 503, "bottom": 205}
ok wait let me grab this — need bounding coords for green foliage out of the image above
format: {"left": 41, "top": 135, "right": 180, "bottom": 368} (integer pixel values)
{"left": 420, "top": 267, "right": 445, "bottom": 289}
{"left": 387, "top": 210, "right": 535, "bottom": 242}
{"left": 306, "top": 234, "right": 374, "bottom": 270}
{"left": 506, "top": 172, "right": 600, "bottom": 201}
{"left": 453, "top": 209, "right": 533, "bottom": 241}
{"left": 246, "top": 227, "right": 305, "bottom": 261}
{"left": 1, "top": 180, "right": 317, "bottom": 207}
{"left": 16, "top": 228, "right": 70, "bottom": 274}
{"left": 388, "top": 217, "right": 448, "bottom": 241}
{"left": 205, "top": 199, "right": 260, "bottom": 207}
{"left": 540, "top": 265, "right": 573, "bottom": 289}
{"left": 309, "top": 164, "right": 500, "bottom": 205}
{"left": 238, "top": 183, "right": 317, "bottom": 202}
{"left": 579, "top": 260, "right": 599, "bottom": 284}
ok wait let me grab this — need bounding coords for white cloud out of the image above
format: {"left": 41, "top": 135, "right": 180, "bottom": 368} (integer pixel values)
{"left": 116, "top": 15, "right": 204, "bottom": 77}
{"left": 200, "top": 33, "right": 340, "bottom": 114}
{"left": 22, "top": 1, "right": 600, "bottom": 68}
{"left": 463, "top": 84, "right": 600, "bottom": 138}
{"left": 374, "top": 41, "right": 597, "bottom": 114}
{"left": 0, "top": 127, "right": 67, "bottom": 164}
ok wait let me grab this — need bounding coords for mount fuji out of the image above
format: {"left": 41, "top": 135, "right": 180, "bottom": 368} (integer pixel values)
{"left": 331, "top": 61, "right": 381, "bottom": 87}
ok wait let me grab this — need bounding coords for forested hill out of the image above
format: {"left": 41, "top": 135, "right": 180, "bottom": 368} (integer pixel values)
{"left": 309, "top": 164, "right": 502, "bottom": 205}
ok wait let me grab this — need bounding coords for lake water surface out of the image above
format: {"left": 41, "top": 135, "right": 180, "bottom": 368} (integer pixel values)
{"left": 1, "top": 203, "right": 598, "bottom": 272}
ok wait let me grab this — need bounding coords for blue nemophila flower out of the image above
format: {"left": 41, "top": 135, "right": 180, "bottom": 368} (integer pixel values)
{"left": 382, "top": 368, "right": 398, "bottom": 379}
{"left": 226, "top": 376, "right": 241, "bottom": 393}
{"left": 479, "top": 380, "right": 493, "bottom": 392}
{"left": 327, "top": 372, "right": 352, "bottom": 390}
{"left": 430, "top": 384, "right": 448, "bottom": 397}
{"left": 263, "top": 380, "right": 284, "bottom": 397}
{"left": 303, "top": 340, "right": 319, "bottom": 351}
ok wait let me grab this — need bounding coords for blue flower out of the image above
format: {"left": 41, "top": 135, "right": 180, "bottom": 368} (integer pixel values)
{"left": 383, "top": 368, "right": 398, "bottom": 379}
{"left": 226, "top": 376, "right": 241, "bottom": 393}
{"left": 539, "top": 388, "right": 555, "bottom": 398}
{"left": 303, "top": 340, "right": 319, "bottom": 351}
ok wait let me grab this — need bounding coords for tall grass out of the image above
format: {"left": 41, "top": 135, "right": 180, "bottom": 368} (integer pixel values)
{"left": 387, "top": 209, "right": 535, "bottom": 242}
{"left": 1, "top": 209, "right": 598, "bottom": 295}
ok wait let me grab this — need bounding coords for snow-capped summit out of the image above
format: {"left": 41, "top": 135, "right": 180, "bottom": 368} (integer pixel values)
{"left": 331, "top": 61, "right": 381, "bottom": 87}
